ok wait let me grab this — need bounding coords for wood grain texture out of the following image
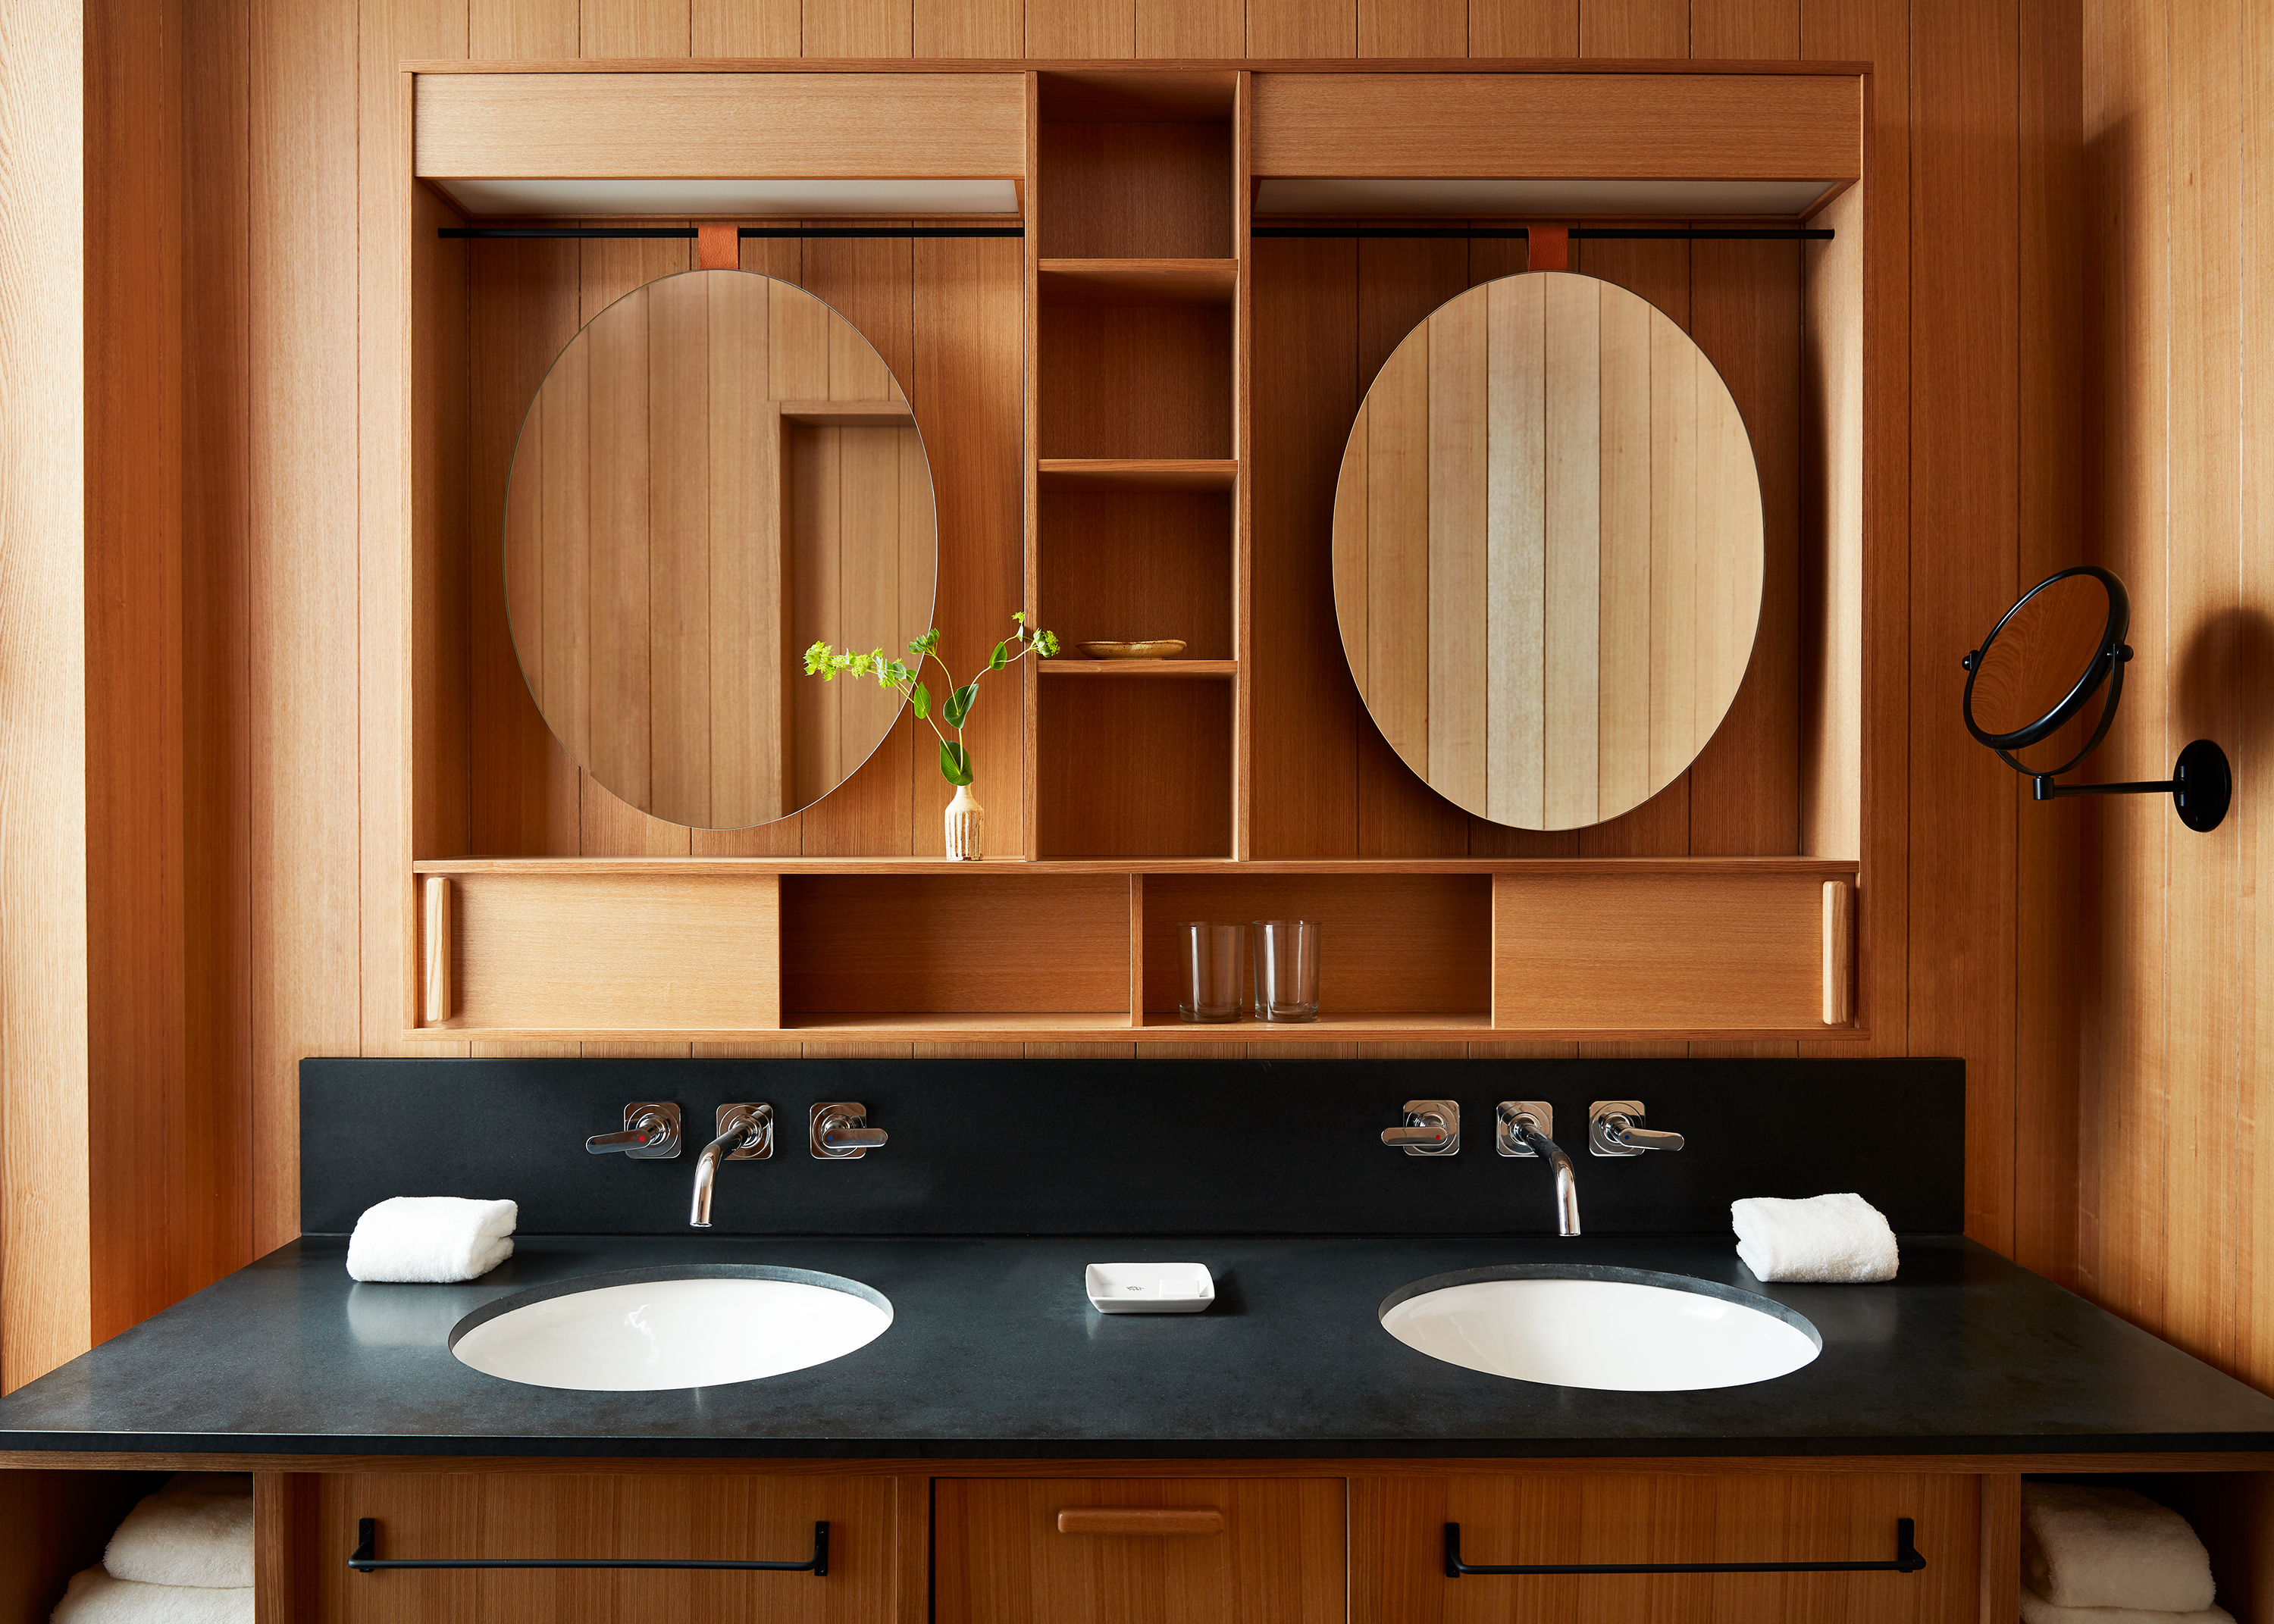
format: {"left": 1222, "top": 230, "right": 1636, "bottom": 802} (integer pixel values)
{"left": 1353, "top": 1470, "right": 1978, "bottom": 1623}
{"left": 935, "top": 1478, "right": 1344, "bottom": 1624}
{"left": 0, "top": 1470, "right": 164, "bottom": 1624}
{"left": 306, "top": 1470, "right": 904, "bottom": 1623}
{"left": 416, "top": 73, "right": 1026, "bottom": 177}
{"left": 435, "top": 873, "right": 780, "bottom": 1032}
{"left": 1493, "top": 870, "right": 1831, "bottom": 1030}
{"left": 1251, "top": 73, "right": 1862, "bottom": 179}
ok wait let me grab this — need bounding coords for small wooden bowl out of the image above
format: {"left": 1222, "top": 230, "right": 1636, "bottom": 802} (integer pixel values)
{"left": 1076, "top": 640, "right": 1188, "bottom": 661}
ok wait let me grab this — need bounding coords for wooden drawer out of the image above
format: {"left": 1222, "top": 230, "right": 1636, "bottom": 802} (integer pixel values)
{"left": 934, "top": 1478, "right": 1345, "bottom": 1624}
{"left": 1355, "top": 1471, "right": 1979, "bottom": 1623}
{"left": 302, "top": 1471, "right": 911, "bottom": 1624}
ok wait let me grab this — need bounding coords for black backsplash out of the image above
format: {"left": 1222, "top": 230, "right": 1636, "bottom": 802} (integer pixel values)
{"left": 302, "top": 1057, "right": 1962, "bottom": 1238}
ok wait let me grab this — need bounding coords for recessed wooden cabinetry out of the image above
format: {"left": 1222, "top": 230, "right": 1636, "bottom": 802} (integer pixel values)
{"left": 1354, "top": 1471, "right": 1981, "bottom": 1624}
{"left": 402, "top": 61, "right": 1872, "bottom": 1046}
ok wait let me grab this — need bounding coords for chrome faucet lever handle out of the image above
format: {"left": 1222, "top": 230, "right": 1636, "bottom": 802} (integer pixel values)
{"left": 688, "top": 1103, "right": 772, "bottom": 1229}
{"left": 811, "top": 1102, "right": 888, "bottom": 1159}
{"left": 586, "top": 1101, "right": 681, "bottom": 1159}
{"left": 1589, "top": 1099, "right": 1685, "bottom": 1157}
{"left": 1383, "top": 1100, "right": 1460, "bottom": 1156}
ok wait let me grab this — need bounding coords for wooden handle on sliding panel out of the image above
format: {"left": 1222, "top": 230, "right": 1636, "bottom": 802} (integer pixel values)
{"left": 421, "top": 877, "right": 453, "bottom": 1024}
{"left": 1055, "top": 1508, "right": 1224, "bottom": 1536}
{"left": 1821, "top": 878, "right": 1853, "bottom": 1026}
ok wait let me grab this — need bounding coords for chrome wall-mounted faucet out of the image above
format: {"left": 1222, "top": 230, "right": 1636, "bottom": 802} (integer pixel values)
{"left": 810, "top": 1102, "right": 888, "bottom": 1159}
{"left": 586, "top": 1102, "right": 681, "bottom": 1159}
{"left": 689, "top": 1103, "right": 772, "bottom": 1228}
{"left": 1590, "top": 1099, "right": 1685, "bottom": 1157}
{"left": 1496, "top": 1101, "right": 1580, "bottom": 1237}
{"left": 1380, "top": 1099, "right": 1460, "bottom": 1156}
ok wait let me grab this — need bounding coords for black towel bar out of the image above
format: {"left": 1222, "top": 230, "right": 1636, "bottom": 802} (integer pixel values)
{"left": 349, "top": 1517, "right": 828, "bottom": 1575}
{"left": 1444, "top": 1517, "right": 1924, "bottom": 1578}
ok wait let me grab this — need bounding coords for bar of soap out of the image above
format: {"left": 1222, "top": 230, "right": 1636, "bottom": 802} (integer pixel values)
{"left": 1085, "top": 1263, "right": 1215, "bottom": 1315}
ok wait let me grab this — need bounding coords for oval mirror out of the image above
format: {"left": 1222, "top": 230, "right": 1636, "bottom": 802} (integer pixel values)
{"left": 1960, "top": 564, "right": 2128, "bottom": 759}
{"left": 1332, "top": 271, "right": 1764, "bottom": 831}
{"left": 504, "top": 268, "right": 937, "bottom": 829}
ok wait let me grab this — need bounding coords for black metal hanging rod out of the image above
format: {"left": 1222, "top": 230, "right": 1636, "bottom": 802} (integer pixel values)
{"left": 350, "top": 1517, "right": 829, "bottom": 1575}
{"left": 1254, "top": 226, "right": 1831, "bottom": 240}
{"left": 438, "top": 226, "right": 1022, "bottom": 239}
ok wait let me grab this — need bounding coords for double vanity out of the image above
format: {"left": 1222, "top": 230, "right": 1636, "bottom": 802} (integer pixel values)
{"left": 0, "top": 1056, "right": 2269, "bottom": 1622}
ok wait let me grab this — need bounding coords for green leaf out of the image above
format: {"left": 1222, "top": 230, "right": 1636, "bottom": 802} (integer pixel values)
{"left": 989, "top": 639, "right": 1010, "bottom": 670}
{"left": 942, "top": 683, "right": 979, "bottom": 728}
{"left": 910, "top": 682, "right": 930, "bottom": 720}
{"left": 938, "top": 741, "right": 973, "bottom": 787}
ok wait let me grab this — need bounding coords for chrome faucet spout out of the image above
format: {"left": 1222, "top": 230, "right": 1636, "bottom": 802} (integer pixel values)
{"left": 1496, "top": 1102, "right": 1582, "bottom": 1237}
{"left": 689, "top": 1104, "right": 772, "bottom": 1228}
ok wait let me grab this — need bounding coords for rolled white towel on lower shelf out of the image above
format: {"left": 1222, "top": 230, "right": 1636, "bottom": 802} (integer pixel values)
{"left": 346, "top": 1196, "right": 517, "bottom": 1283}
{"left": 1730, "top": 1192, "right": 1899, "bottom": 1282}
{"left": 50, "top": 1568, "right": 250, "bottom": 1624}
{"left": 2019, "top": 1587, "right": 2233, "bottom": 1624}
{"left": 2021, "top": 1481, "right": 2219, "bottom": 1613}
{"left": 104, "top": 1474, "right": 254, "bottom": 1589}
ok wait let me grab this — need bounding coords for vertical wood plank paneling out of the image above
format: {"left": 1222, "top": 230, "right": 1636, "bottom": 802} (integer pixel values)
{"left": 1138, "top": 0, "right": 1244, "bottom": 56}
{"left": 579, "top": 0, "right": 688, "bottom": 55}
{"left": 1909, "top": 0, "right": 2020, "bottom": 1253}
{"left": 1469, "top": 1, "right": 1576, "bottom": 56}
{"left": 804, "top": 0, "right": 915, "bottom": 57}
{"left": 2161, "top": 0, "right": 2243, "bottom": 1374}
{"left": 86, "top": 0, "right": 189, "bottom": 1341}
{"left": 0, "top": 0, "right": 92, "bottom": 1389}
{"left": 2243, "top": 0, "right": 2274, "bottom": 1397}
{"left": 2082, "top": 0, "right": 2170, "bottom": 1331}
{"left": 1247, "top": 0, "right": 1354, "bottom": 56}
{"left": 1359, "top": 0, "right": 1464, "bottom": 57}
{"left": 1026, "top": 0, "right": 1133, "bottom": 55}
{"left": 1577, "top": 0, "right": 1685, "bottom": 57}
{"left": 691, "top": 0, "right": 797, "bottom": 54}
{"left": 470, "top": 0, "right": 570, "bottom": 55}
{"left": 249, "top": 0, "right": 363, "bottom": 1254}
{"left": 913, "top": 0, "right": 1019, "bottom": 55}
{"left": 182, "top": 0, "right": 258, "bottom": 1316}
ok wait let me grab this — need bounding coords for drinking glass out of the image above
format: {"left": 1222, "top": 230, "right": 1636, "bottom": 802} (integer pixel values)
{"left": 1250, "top": 919, "right": 1321, "bottom": 1022}
{"left": 1178, "top": 922, "right": 1245, "bottom": 1023}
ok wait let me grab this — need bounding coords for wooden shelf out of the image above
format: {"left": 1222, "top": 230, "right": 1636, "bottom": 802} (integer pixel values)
{"left": 1038, "top": 258, "right": 1238, "bottom": 305}
{"left": 1038, "top": 458, "right": 1238, "bottom": 493}
{"left": 777, "top": 399, "right": 914, "bottom": 427}
{"left": 412, "top": 856, "right": 1862, "bottom": 878}
{"left": 1042, "top": 659, "right": 1237, "bottom": 677}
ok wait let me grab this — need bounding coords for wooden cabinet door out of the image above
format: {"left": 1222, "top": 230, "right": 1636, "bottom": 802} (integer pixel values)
{"left": 1355, "top": 1471, "right": 1980, "bottom": 1624}
{"left": 933, "top": 1477, "right": 1345, "bottom": 1624}
{"left": 302, "top": 1470, "right": 914, "bottom": 1624}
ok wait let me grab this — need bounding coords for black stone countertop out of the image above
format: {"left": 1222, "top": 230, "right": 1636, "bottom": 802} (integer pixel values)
{"left": 2, "top": 1232, "right": 2272, "bottom": 1460}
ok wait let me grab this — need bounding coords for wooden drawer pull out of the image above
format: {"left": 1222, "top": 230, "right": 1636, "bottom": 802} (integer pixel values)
{"left": 1056, "top": 1508, "right": 1224, "bottom": 1536}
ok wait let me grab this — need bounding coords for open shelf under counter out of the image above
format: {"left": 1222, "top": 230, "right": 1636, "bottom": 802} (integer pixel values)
{"left": 1037, "top": 458, "right": 1238, "bottom": 493}
{"left": 1038, "top": 257, "right": 1239, "bottom": 305}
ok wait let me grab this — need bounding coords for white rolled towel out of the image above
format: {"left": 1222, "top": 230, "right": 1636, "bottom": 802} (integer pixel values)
{"left": 104, "top": 1475, "right": 253, "bottom": 1589}
{"left": 2020, "top": 1588, "right": 2232, "bottom": 1624}
{"left": 50, "top": 1567, "right": 249, "bottom": 1624}
{"left": 1730, "top": 1192, "right": 1898, "bottom": 1282}
{"left": 346, "top": 1196, "right": 516, "bottom": 1283}
{"left": 2021, "top": 1481, "right": 2218, "bottom": 1613}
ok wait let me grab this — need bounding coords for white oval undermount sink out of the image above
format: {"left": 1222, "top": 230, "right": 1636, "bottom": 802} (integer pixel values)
{"left": 450, "top": 1266, "right": 891, "bottom": 1392}
{"left": 1380, "top": 1267, "right": 1821, "bottom": 1393}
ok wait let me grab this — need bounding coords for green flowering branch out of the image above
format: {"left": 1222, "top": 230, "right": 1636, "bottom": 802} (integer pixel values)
{"left": 803, "top": 614, "right": 1059, "bottom": 787}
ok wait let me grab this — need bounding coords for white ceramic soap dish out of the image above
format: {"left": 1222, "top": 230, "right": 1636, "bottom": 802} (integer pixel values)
{"left": 1085, "top": 1262, "right": 1215, "bottom": 1314}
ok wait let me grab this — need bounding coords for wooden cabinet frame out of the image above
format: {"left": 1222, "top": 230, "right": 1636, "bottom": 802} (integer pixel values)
{"left": 396, "top": 59, "right": 1884, "bottom": 1049}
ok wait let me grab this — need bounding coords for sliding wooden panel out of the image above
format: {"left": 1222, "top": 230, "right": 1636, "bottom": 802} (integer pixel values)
{"left": 440, "top": 874, "right": 781, "bottom": 1034}
{"left": 1493, "top": 869, "right": 1840, "bottom": 1031}
{"left": 1251, "top": 74, "right": 1863, "bottom": 181}
{"left": 414, "top": 73, "right": 1026, "bottom": 179}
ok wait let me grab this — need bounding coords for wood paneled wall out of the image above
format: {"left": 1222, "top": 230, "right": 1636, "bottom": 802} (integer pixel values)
{"left": 6, "top": 0, "right": 2100, "bottom": 1385}
{"left": 2077, "top": 0, "right": 2274, "bottom": 1399}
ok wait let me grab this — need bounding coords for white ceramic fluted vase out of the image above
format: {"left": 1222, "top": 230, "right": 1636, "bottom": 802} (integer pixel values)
{"left": 944, "top": 784, "right": 984, "bottom": 861}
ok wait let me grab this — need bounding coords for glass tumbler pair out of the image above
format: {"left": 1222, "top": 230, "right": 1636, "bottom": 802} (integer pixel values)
{"left": 1177, "top": 920, "right": 1321, "bottom": 1024}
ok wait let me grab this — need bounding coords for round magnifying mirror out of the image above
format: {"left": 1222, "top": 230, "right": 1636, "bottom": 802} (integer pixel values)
{"left": 504, "top": 268, "right": 938, "bottom": 830}
{"left": 1331, "top": 271, "right": 1764, "bottom": 831}
{"left": 1960, "top": 565, "right": 2129, "bottom": 761}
